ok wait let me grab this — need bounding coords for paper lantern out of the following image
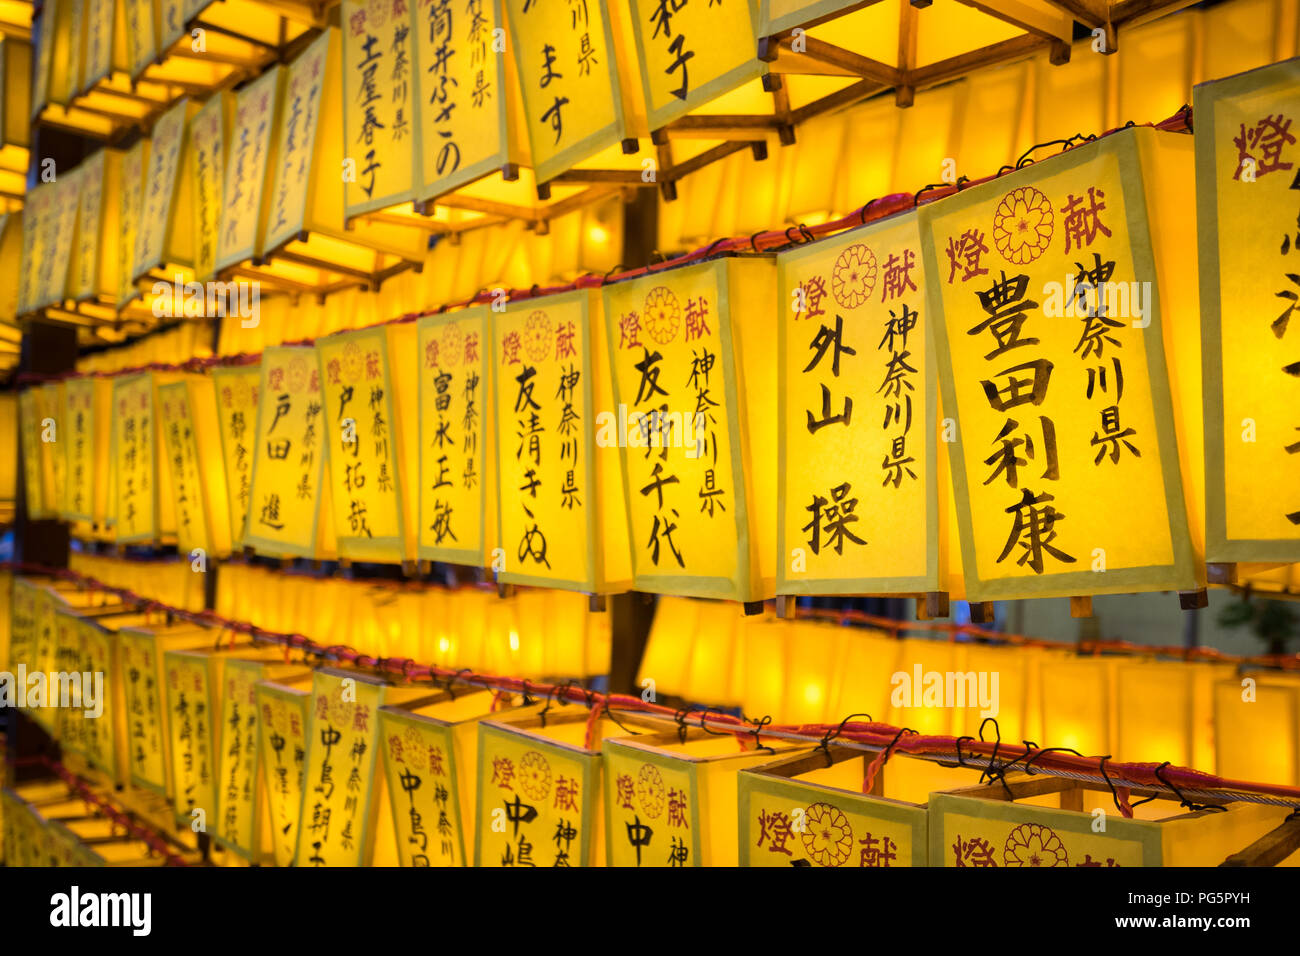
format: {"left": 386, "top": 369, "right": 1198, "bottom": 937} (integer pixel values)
{"left": 417, "top": 306, "right": 495, "bottom": 568}
{"left": 132, "top": 97, "right": 198, "bottom": 287}
{"left": 158, "top": 375, "right": 234, "bottom": 558}
{"left": 212, "top": 659, "right": 309, "bottom": 863}
{"left": 604, "top": 731, "right": 798, "bottom": 867}
{"left": 739, "top": 746, "right": 974, "bottom": 867}
{"left": 637, "top": 595, "right": 698, "bottom": 696}
{"left": 781, "top": 620, "right": 849, "bottom": 725}
{"left": 490, "top": 287, "right": 631, "bottom": 595}
{"left": 61, "top": 376, "right": 112, "bottom": 528}
{"left": 920, "top": 126, "right": 1202, "bottom": 602}
{"left": 117, "top": 622, "right": 214, "bottom": 797}
{"left": 777, "top": 209, "right": 944, "bottom": 601}
{"left": 1214, "top": 675, "right": 1300, "bottom": 786}
{"left": 886, "top": 637, "right": 968, "bottom": 735}
{"left": 248, "top": 24, "right": 427, "bottom": 290}
{"left": 294, "top": 668, "right": 427, "bottom": 866}
{"left": 109, "top": 371, "right": 180, "bottom": 544}
{"left": 740, "top": 615, "right": 789, "bottom": 720}
{"left": 215, "top": 65, "right": 281, "bottom": 275}
{"left": 41, "top": 382, "right": 67, "bottom": 514}
{"left": 542, "top": 589, "right": 594, "bottom": 678}
{"left": 21, "top": 582, "right": 119, "bottom": 734}
{"left": 408, "top": 0, "right": 524, "bottom": 208}
{"left": 501, "top": 0, "right": 638, "bottom": 185}
{"left": 826, "top": 629, "right": 901, "bottom": 724}
{"left": 1038, "top": 656, "right": 1114, "bottom": 756}
{"left": 602, "top": 256, "right": 777, "bottom": 603}
{"left": 475, "top": 708, "right": 632, "bottom": 867}
{"left": 243, "top": 345, "right": 336, "bottom": 559}
{"left": 378, "top": 690, "right": 506, "bottom": 867}
{"left": 1114, "top": 660, "right": 1195, "bottom": 766}
{"left": 315, "top": 321, "right": 420, "bottom": 565}
{"left": 682, "top": 598, "right": 741, "bottom": 705}
{"left": 929, "top": 772, "right": 1295, "bottom": 867}
{"left": 1195, "top": 57, "right": 1300, "bottom": 565}
{"left": 114, "top": 139, "right": 147, "bottom": 311}
{"left": 210, "top": 361, "right": 260, "bottom": 550}
{"left": 255, "top": 676, "right": 312, "bottom": 868}
{"left": 54, "top": 607, "right": 154, "bottom": 784}
{"left": 17, "top": 389, "right": 52, "bottom": 518}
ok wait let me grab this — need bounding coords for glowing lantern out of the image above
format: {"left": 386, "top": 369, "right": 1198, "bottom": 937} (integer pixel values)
{"left": 1214, "top": 675, "right": 1299, "bottom": 786}
{"left": 255, "top": 676, "right": 312, "bottom": 867}
{"left": 158, "top": 375, "right": 234, "bottom": 558}
{"left": 637, "top": 595, "right": 699, "bottom": 697}
{"left": 602, "top": 257, "right": 778, "bottom": 604}
{"left": 294, "top": 668, "right": 427, "bottom": 866}
{"left": 683, "top": 598, "right": 742, "bottom": 705}
{"left": 542, "top": 589, "right": 594, "bottom": 678}
{"left": 1196, "top": 58, "right": 1300, "bottom": 566}
{"left": 210, "top": 361, "right": 260, "bottom": 549}
{"left": 778, "top": 209, "right": 944, "bottom": 603}
{"left": 887, "top": 637, "right": 967, "bottom": 735}
{"left": 315, "top": 321, "right": 420, "bottom": 565}
{"left": 740, "top": 746, "right": 973, "bottom": 867}
{"left": 18, "top": 388, "right": 55, "bottom": 518}
{"left": 378, "top": 690, "right": 506, "bottom": 867}
{"left": 117, "top": 622, "right": 215, "bottom": 798}
{"left": 213, "top": 658, "right": 309, "bottom": 863}
{"left": 501, "top": 0, "right": 640, "bottom": 185}
{"left": 417, "top": 307, "right": 495, "bottom": 569}
{"left": 58, "top": 608, "right": 156, "bottom": 786}
{"left": 1038, "top": 656, "right": 1115, "bottom": 756}
{"left": 930, "top": 771, "right": 1295, "bottom": 866}
{"left": 114, "top": 139, "right": 147, "bottom": 312}
{"left": 475, "top": 708, "right": 636, "bottom": 867}
{"left": 491, "top": 287, "right": 631, "bottom": 596}
{"left": 62, "top": 377, "right": 113, "bottom": 531}
{"left": 920, "top": 126, "right": 1203, "bottom": 603}
{"left": 109, "top": 371, "right": 180, "bottom": 544}
{"left": 1114, "top": 660, "right": 1195, "bottom": 766}
{"left": 255, "top": 26, "right": 426, "bottom": 293}
{"left": 132, "top": 97, "right": 199, "bottom": 290}
{"left": 782, "top": 620, "right": 849, "bottom": 724}
{"left": 604, "top": 730, "right": 800, "bottom": 867}
{"left": 243, "top": 346, "right": 336, "bottom": 559}
{"left": 741, "top": 615, "right": 789, "bottom": 721}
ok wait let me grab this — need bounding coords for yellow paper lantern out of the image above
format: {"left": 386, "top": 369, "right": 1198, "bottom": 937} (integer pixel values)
{"left": 378, "top": 690, "right": 507, "bottom": 866}
{"left": 602, "top": 256, "right": 778, "bottom": 603}
{"left": 604, "top": 730, "right": 801, "bottom": 867}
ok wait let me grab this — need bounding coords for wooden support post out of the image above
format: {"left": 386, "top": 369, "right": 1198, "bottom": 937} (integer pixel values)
{"left": 588, "top": 594, "right": 607, "bottom": 613}
{"left": 1179, "top": 589, "right": 1209, "bottom": 611}
{"left": 608, "top": 592, "right": 656, "bottom": 696}
{"left": 1206, "top": 563, "right": 1237, "bottom": 586}
{"left": 968, "top": 602, "right": 996, "bottom": 624}
{"left": 1069, "top": 595, "right": 1094, "bottom": 618}
{"left": 922, "top": 591, "right": 949, "bottom": 619}
{"left": 743, "top": 600, "right": 766, "bottom": 617}
{"left": 775, "top": 595, "right": 797, "bottom": 619}
{"left": 1220, "top": 814, "right": 1300, "bottom": 867}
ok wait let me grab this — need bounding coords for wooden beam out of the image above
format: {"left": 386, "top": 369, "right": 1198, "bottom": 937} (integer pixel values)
{"left": 1041, "top": 0, "right": 1108, "bottom": 27}
{"left": 1221, "top": 814, "right": 1300, "bottom": 867}
{"left": 908, "top": 33, "right": 1046, "bottom": 87}
{"left": 896, "top": 0, "right": 918, "bottom": 107}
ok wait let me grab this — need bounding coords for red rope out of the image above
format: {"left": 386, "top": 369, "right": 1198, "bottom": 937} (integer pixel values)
{"left": 9, "top": 554, "right": 1300, "bottom": 811}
